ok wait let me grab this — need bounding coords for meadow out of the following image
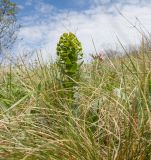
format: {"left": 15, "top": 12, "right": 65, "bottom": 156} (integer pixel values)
{"left": 0, "top": 34, "right": 151, "bottom": 160}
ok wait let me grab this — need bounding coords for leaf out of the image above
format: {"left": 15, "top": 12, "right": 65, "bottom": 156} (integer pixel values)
{"left": 70, "top": 64, "right": 77, "bottom": 73}
{"left": 79, "top": 60, "right": 84, "bottom": 67}
{"left": 65, "top": 58, "right": 72, "bottom": 65}
{"left": 63, "top": 33, "right": 68, "bottom": 38}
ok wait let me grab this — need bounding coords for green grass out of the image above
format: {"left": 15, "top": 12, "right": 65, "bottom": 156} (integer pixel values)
{"left": 0, "top": 42, "right": 151, "bottom": 160}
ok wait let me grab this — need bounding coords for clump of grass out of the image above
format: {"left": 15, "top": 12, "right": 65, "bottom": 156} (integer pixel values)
{"left": 0, "top": 38, "right": 151, "bottom": 160}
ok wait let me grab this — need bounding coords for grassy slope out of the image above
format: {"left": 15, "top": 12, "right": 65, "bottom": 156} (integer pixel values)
{"left": 0, "top": 45, "right": 151, "bottom": 160}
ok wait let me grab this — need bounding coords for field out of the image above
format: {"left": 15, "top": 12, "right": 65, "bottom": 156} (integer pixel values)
{"left": 0, "top": 39, "right": 151, "bottom": 160}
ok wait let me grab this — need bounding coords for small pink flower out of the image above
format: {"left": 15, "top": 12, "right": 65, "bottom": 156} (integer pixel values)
{"left": 91, "top": 50, "right": 105, "bottom": 61}
{"left": 97, "top": 52, "right": 105, "bottom": 61}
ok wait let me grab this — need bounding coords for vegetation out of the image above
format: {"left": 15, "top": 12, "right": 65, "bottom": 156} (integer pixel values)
{"left": 56, "top": 32, "right": 83, "bottom": 112}
{"left": 56, "top": 32, "right": 82, "bottom": 98}
{"left": 0, "top": 34, "right": 151, "bottom": 159}
{"left": 0, "top": 0, "right": 19, "bottom": 54}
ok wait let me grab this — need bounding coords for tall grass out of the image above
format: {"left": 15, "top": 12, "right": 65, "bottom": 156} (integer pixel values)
{"left": 0, "top": 40, "right": 151, "bottom": 159}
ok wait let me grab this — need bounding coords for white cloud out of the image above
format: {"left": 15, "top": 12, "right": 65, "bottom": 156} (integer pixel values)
{"left": 34, "top": 1, "right": 55, "bottom": 14}
{"left": 17, "top": 5, "right": 24, "bottom": 10}
{"left": 75, "top": 0, "right": 142, "bottom": 6}
{"left": 25, "top": 0, "right": 33, "bottom": 6}
{"left": 93, "top": 0, "right": 112, "bottom": 5}
{"left": 15, "top": 2, "right": 151, "bottom": 61}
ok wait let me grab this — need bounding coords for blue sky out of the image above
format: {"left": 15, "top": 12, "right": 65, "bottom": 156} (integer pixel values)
{"left": 13, "top": 0, "right": 90, "bottom": 12}
{"left": 11, "top": 0, "right": 151, "bottom": 60}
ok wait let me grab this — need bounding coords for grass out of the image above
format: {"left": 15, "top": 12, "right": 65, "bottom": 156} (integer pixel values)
{"left": 0, "top": 40, "right": 151, "bottom": 160}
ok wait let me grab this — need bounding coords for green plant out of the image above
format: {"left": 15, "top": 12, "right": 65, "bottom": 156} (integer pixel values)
{"left": 56, "top": 32, "right": 83, "bottom": 94}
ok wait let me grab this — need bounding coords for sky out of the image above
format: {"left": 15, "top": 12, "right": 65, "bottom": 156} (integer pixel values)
{"left": 11, "top": 0, "right": 151, "bottom": 60}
